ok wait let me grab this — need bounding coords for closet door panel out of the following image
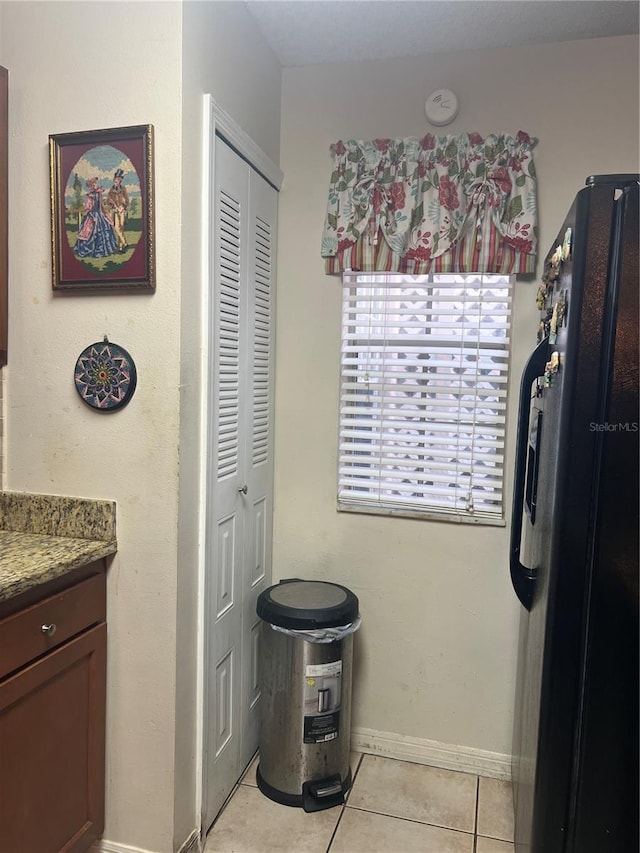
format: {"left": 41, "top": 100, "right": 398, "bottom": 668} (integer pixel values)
{"left": 240, "top": 170, "right": 277, "bottom": 767}
{"left": 203, "top": 137, "right": 249, "bottom": 829}
{"left": 203, "top": 133, "right": 278, "bottom": 829}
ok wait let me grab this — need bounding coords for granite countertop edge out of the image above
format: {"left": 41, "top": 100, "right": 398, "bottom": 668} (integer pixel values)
{"left": 0, "top": 492, "right": 118, "bottom": 604}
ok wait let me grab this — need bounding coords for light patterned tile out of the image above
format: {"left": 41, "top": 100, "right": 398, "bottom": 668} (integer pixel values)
{"left": 477, "top": 776, "right": 515, "bottom": 842}
{"left": 347, "top": 754, "right": 477, "bottom": 833}
{"left": 205, "top": 784, "right": 341, "bottom": 853}
{"left": 476, "top": 836, "right": 516, "bottom": 853}
{"left": 330, "top": 808, "right": 473, "bottom": 853}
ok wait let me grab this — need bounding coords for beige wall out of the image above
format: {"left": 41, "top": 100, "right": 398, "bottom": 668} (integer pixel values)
{"left": 1, "top": 1, "right": 281, "bottom": 850}
{"left": 182, "top": 0, "right": 281, "bottom": 166}
{"left": 0, "top": 373, "right": 4, "bottom": 487}
{"left": 0, "top": 6, "right": 3, "bottom": 486}
{"left": 1, "top": 2, "right": 183, "bottom": 850}
{"left": 274, "top": 35, "right": 639, "bottom": 755}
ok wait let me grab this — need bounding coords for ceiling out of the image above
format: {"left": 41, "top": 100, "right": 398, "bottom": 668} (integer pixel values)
{"left": 244, "top": 0, "right": 639, "bottom": 67}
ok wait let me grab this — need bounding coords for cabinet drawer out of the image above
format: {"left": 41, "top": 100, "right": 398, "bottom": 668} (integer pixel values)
{"left": 0, "top": 573, "right": 105, "bottom": 679}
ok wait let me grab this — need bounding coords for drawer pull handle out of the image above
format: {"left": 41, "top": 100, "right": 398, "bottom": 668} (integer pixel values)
{"left": 41, "top": 623, "right": 57, "bottom": 637}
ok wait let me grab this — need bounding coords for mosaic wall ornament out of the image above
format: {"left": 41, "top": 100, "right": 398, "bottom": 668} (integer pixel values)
{"left": 74, "top": 339, "right": 137, "bottom": 411}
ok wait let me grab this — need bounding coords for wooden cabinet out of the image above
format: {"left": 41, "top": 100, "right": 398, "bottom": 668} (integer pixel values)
{"left": 0, "top": 66, "right": 6, "bottom": 366}
{"left": 0, "top": 568, "right": 106, "bottom": 853}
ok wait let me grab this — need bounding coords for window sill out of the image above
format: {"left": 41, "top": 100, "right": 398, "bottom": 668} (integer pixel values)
{"left": 337, "top": 502, "right": 506, "bottom": 527}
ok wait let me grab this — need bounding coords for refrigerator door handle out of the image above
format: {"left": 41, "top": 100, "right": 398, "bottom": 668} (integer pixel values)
{"left": 510, "top": 336, "right": 549, "bottom": 610}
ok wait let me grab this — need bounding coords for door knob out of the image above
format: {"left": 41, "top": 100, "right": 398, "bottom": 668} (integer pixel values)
{"left": 238, "top": 484, "right": 248, "bottom": 495}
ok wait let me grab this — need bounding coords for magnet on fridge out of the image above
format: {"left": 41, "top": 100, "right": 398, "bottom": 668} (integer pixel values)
{"left": 548, "top": 245, "right": 563, "bottom": 281}
{"left": 562, "top": 227, "right": 572, "bottom": 261}
{"left": 544, "top": 351, "right": 560, "bottom": 387}
{"left": 536, "top": 282, "right": 548, "bottom": 310}
{"left": 549, "top": 302, "right": 560, "bottom": 343}
{"left": 556, "top": 292, "right": 567, "bottom": 327}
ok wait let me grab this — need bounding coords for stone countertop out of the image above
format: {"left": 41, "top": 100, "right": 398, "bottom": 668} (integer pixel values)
{"left": 0, "top": 492, "right": 117, "bottom": 604}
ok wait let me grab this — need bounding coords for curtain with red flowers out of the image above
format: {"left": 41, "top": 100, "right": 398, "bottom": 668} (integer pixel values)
{"left": 321, "top": 131, "right": 538, "bottom": 276}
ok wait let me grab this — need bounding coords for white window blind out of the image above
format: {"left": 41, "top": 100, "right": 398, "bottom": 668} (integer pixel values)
{"left": 338, "top": 272, "right": 514, "bottom": 524}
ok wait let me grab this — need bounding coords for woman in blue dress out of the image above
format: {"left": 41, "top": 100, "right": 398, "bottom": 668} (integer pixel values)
{"left": 75, "top": 176, "right": 119, "bottom": 259}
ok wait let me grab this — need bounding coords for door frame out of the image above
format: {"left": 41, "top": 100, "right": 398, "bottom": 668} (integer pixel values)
{"left": 197, "top": 95, "right": 282, "bottom": 836}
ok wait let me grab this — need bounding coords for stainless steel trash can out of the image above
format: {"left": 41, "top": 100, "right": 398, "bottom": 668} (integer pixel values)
{"left": 256, "top": 579, "right": 360, "bottom": 812}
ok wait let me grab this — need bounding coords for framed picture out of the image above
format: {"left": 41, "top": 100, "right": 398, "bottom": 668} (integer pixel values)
{"left": 49, "top": 124, "right": 155, "bottom": 292}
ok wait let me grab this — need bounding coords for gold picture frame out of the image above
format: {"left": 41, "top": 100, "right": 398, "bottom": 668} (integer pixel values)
{"left": 49, "top": 124, "right": 155, "bottom": 292}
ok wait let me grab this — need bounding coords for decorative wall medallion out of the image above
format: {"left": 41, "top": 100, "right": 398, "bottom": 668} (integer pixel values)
{"left": 74, "top": 339, "right": 137, "bottom": 411}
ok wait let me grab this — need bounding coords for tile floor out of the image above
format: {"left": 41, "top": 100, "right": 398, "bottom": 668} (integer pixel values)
{"left": 204, "top": 752, "right": 515, "bottom": 852}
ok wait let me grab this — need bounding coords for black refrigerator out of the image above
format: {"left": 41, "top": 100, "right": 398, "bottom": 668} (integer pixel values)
{"left": 510, "top": 174, "right": 639, "bottom": 853}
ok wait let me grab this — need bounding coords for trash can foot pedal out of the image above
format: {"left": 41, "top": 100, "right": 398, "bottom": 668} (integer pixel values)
{"left": 257, "top": 764, "right": 352, "bottom": 811}
{"left": 302, "top": 774, "right": 345, "bottom": 812}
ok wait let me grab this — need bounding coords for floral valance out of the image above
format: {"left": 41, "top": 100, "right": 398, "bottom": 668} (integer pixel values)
{"left": 321, "top": 131, "right": 538, "bottom": 276}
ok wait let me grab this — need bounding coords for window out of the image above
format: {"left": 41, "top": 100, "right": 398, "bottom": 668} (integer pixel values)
{"left": 338, "top": 272, "right": 514, "bottom": 524}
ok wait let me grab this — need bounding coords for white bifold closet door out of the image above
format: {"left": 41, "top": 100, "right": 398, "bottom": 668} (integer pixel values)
{"left": 203, "top": 135, "right": 277, "bottom": 831}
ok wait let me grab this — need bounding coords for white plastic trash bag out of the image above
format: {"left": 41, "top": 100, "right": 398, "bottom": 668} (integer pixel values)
{"left": 269, "top": 615, "right": 362, "bottom": 644}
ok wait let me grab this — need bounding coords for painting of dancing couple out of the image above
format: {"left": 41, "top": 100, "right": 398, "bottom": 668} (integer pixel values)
{"left": 50, "top": 125, "right": 155, "bottom": 291}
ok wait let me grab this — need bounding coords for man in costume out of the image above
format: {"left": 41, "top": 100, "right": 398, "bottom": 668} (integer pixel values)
{"left": 107, "top": 168, "right": 130, "bottom": 254}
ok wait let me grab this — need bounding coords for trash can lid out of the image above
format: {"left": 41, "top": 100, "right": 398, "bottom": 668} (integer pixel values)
{"left": 257, "top": 579, "right": 359, "bottom": 630}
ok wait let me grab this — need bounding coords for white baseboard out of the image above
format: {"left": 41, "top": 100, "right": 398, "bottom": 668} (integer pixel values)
{"left": 92, "top": 842, "right": 159, "bottom": 853}
{"left": 92, "top": 829, "right": 200, "bottom": 853}
{"left": 177, "top": 830, "right": 201, "bottom": 853}
{"left": 351, "top": 726, "right": 512, "bottom": 780}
